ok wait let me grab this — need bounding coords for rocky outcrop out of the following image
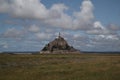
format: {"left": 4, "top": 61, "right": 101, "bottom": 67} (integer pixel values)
{"left": 40, "top": 33, "right": 79, "bottom": 53}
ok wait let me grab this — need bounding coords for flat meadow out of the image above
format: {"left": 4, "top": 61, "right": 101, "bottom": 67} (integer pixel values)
{"left": 0, "top": 53, "right": 120, "bottom": 80}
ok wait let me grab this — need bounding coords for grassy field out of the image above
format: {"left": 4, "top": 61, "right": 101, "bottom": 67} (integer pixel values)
{"left": 0, "top": 53, "right": 120, "bottom": 80}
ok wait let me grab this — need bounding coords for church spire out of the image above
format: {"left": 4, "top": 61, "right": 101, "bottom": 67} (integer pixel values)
{"left": 59, "top": 32, "right": 61, "bottom": 38}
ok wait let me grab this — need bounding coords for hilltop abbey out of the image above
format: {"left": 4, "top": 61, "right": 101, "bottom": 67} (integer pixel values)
{"left": 40, "top": 33, "right": 79, "bottom": 53}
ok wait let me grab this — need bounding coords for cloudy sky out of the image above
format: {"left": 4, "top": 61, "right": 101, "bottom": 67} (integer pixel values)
{"left": 0, "top": 0, "right": 120, "bottom": 52}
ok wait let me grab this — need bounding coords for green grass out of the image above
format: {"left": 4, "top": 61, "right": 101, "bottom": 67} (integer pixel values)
{"left": 0, "top": 53, "right": 120, "bottom": 80}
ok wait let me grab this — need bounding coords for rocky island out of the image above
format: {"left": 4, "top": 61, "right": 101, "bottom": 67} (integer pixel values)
{"left": 40, "top": 33, "right": 80, "bottom": 54}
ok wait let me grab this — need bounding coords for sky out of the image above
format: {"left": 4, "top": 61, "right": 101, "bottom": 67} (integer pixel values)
{"left": 0, "top": 0, "right": 120, "bottom": 52}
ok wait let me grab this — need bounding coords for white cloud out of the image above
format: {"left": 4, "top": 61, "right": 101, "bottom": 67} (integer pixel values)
{"left": 44, "top": 3, "right": 73, "bottom": 29}
{"left": 86, "top": 21, "right": 117, "bottom": 35}
{"left": 73, "top": 0, "right": 94, "bottom": 30}
{"left": 35, "top": 32, "right": 52, "bottom": 40}
{"left": 0, "top": 42, "right": 9, "bottom": 49}
{"left": 74, "top": 0, "right": 94, "bottom": 20}
{"left": 107, "top": 24, "right": 120, "bottom": 31}
{"left": 98, "top": 35, "right": 119, "bottom": 40}
{"left": 3, "top": 28, "right": 24, "bottom": 38}
{"left": 86, "top": 29, "right": 110, "bottom": 35}
{"left": 3, "top": 44, "right": 8, "bottom": 49}
{"left": 0, "top": 0, "right": 94, "bottom": 30}
{"left": 0, "top": 0, "right": 118, "bottom": 34}
{"left": 0, "top": 0, "right": 48, "bottom": 19}
{"left": 50, "top": 3, "right": 68, "bottom": 13}
{"left": 73, "top": 34, "right": 81, "bottom": 39}
{"left": 29, "top": 24, "right": 40, "bottom": 33}
{"left": 45, "top": 29, "right": 53, "bottom": 33}
{"left": 45, "top": 0, "right": 95, "bottom": 30}
{"left": 94, "top": 21, "right": 105, "bottom": 30}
